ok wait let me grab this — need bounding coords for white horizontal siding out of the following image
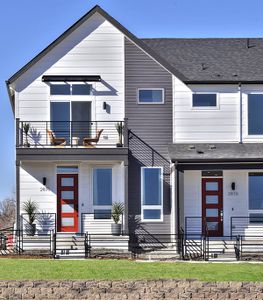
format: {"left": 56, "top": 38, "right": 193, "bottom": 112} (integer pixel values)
{"left": 14, "top": 13, "right": 124, "bottom": 124}
{"left": 173, "top": 77, "right": 240, "bottom": 143}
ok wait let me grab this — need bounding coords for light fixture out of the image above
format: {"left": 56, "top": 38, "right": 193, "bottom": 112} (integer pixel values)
{"left": 103, "top": 102, "right": 107, "bottom": 110}
{"left": 231, "top": 182, "right": 236, "bottom": 191}
{"left": 42, "top": 177, "right": 47, "bottom": 186}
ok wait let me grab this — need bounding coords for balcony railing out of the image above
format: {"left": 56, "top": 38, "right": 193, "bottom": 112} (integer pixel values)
{"left": 16, "top": 119, "right": 128, "bottom": 148}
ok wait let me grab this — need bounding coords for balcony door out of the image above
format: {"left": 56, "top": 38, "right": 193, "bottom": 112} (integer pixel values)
{"left": 50, "top": 101, "right": 91, "bottom": 145}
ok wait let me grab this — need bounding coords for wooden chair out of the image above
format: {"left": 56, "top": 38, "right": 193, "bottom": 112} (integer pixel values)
{"left": 83, "top": 129, "right": 103, "bottom": 147}
{"left": 46, "top": 129, "right": 66, "bottom": 146}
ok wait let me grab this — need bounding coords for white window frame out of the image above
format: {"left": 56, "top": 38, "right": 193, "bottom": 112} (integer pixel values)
{"left": 137, "top": 88, "right": 165, "bottom": 104}
{"left": 92, "top": 167, "right": 113, "bottom": 213}
{"left": 141, "top": 166, "right": 163, "bottom": 222}
{"left": 191, "top": 92, "right": 219, "bottom": 110}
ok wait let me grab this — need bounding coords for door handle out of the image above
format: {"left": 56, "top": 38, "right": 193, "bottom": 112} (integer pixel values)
{"left": 220, "top": 210, "right": 223, "bottom": 221}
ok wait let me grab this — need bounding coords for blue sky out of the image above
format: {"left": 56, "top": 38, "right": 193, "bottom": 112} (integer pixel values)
{"left": 1, "top": 0, "right": 263, "bottom": 200}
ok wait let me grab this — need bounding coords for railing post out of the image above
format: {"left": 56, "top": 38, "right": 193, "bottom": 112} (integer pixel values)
{"left": 230, "top": 217, "right": 233, "bottom": 239}
{"left": 123, "top": 118, "right": 128, "bottom": 147}
{"left": 16, "top": 118, "right": 20, "bottom": 147}
{"left": 53, "top": 232, "right": 56, "bottom": 259}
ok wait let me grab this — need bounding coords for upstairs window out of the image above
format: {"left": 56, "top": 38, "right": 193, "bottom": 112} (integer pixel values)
{"left": 192, "top": 94, "right": 217, "bottom": 108}
{"left": 248, "top": 94, "right": 263, "bottom": 135}
{"left": 138, "top": 89, "right": 164, "bottom": 104}
{"left": 50, "top": 84, "right": 91, "bottom": 95}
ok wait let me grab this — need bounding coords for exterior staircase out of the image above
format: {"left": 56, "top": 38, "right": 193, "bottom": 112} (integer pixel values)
{"left": 54, "top": 234, "right": 86, "bottom": 259}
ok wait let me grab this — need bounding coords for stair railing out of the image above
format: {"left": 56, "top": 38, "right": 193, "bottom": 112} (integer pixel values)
{"left": 234, "top": 235, "right": 242, "bottom": 261}
{"left": 52, "top": 231, "right": 56, "bottom": 258}
{"left": 84, "top": 233, "right": 90, "bottom": 258}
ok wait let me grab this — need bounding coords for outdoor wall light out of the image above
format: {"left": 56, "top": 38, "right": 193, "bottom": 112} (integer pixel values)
{"left": 42, "top": 177, "right": 47, "bottom": 186}
{"left": 231, "top": 182, "right": 236, "bottom": 191}
{"left": 103, "top": 101, "right": 107, "bottom": 110}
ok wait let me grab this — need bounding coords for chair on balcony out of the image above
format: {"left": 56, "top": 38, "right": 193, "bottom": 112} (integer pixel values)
{"left": 83, "top": 129, "right": 103, "bottom": 147}
{"left": 47, "top": 129, "right": 66, "bottom": 146}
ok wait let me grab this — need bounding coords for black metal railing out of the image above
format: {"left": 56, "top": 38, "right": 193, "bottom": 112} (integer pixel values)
{"left": 16, "top": 119, "right": 128, "bottom": 148}
{"left": 21, "top": 213, "right": 56, "bottom": 235}
{"left": 230, "top": 216, "right": 263, "bottom": 238}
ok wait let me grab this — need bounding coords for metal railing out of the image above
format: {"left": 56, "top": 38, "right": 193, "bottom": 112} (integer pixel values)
{"left": 231, "top": 216, "right": 263, "bottom": 238}
{"left": 16, "top": 119, "right": 128, "bottom": 148}
{"left": 21, "top": 213, "right": 56, "bottom": 235}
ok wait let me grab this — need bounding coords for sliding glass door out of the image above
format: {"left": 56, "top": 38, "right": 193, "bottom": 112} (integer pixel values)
{"left": 50, "top": 102, "right": 70, "bottom": 142}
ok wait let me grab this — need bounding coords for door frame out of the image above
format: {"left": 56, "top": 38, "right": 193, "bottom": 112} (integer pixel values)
{"left": 57, "top": 174, "right": 79, "bottom": 232}
{"left": 202, "top": 177, "right": 223, "bottom": 237}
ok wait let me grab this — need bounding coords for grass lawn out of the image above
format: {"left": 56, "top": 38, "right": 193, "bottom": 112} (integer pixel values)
{"left": 0, "top": 259, "right": 263, "bottom": 281}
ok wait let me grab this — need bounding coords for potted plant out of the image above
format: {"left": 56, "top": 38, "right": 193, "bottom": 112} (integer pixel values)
{"left": 115, "top": 122, "right": 124, "bottom": 147}
{"left": 23, "top": 199, "right": 38, "bottom": 236}
{"left": 23, "top": 123, "right": 31, "bottom": 147}
{"left": 111, "top": 202, "right": 124, "bottom": 236}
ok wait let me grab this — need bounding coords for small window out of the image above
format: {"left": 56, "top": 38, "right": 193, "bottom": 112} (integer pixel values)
{"left": 94, "top": 209, "right": 112, "bottom": 219}
{"left": 72, "top": 84, "right": 91, "bottom": 95}
{"left": 141, "top": 167, "right": 163, "bottom": 221}
{"left": 57, "top": 166, "right": 78, "bottom": 174}
{"left": 50, "top": 84, "right": 70, "bottom": 95}
{"left": 192, "top": 94, "right": 217, "bottom": 107}
{"left": 248, "top": 94, "right": 263, "bottom": 135}
{"left": 138, "top": 89, "right": 164, "bottom": 104}
{"left": 93, "top": 168, "right": 112, "bottom": 206}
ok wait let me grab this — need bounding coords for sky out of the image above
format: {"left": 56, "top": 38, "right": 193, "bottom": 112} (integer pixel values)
{"left": 1, "top": 0, "right": 263, "bottom": 200}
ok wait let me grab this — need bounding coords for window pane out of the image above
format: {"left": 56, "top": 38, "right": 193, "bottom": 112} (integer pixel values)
{"left": 93, "top": 169, "right": 112, "bottom": 206}
{"left": 143, "top": 209, "right": 161, "bottom": 220}
{"left": 249, "top": 213, "right": 263, "bottom": 223}
{"left": 249, "top": 174, "right": 263, "bottom": 209}
{"left": 193, "top": 94, "right": 217, "bottom": 107}
{"left": 57, "top": 166, "right": 78, "bottom": 173}
{"left": 139, "top": 89, "right": 163, "bottom": 103}
{"left": 205, "top": 182, "right": 218, "bottom": 191}
{"left": 61, "top": 217, "right": 74, "bottom": 226}
{"left": 61, "top": 178, "right": 74, "bottom": 187}
{"left": 206, "top": 195, "right": 219, "bottom": 204}
{"left": 207, "top": 222, "right": 218, "bottom": 231}
{"left": 61, "top": 191, "right": 74, "bottom": 200}
{"left": 72, "top": 84, "right": 91, "bottom": 95}
{"left": 248, "top": 94, "right": 263, "bottom": 135}
{"left": 62, "top": 204, "right": 74, "bottom": 213}
{"left": 50, "top": 84, "right": 70, "bottom": 95}
{"left": 143, "top": 168, "right": 162, "bottom": 205}
{"left": 94, "top": 209, "right": 112, "bottom": 219}
{"left": 206, "top": 209, "right": 218, "bottom": 217}
{"left": 50, "top": 102, "right": 70, "bottom": 140}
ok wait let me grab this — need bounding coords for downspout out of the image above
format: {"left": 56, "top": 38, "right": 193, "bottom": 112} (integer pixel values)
{"left": 176, "top": 163, "right": 180, "bottom": 235}
{"left": 239, "top": 82, "right": 243, "bottom": 143}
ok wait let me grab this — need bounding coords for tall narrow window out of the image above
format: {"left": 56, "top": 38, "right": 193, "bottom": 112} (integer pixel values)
{"left": 50, "top": 102, "right": 70, "bottom": 140}
{"left": 248, "top": 94, "right": 263, "bottom": 135}
{"left": 93, "top": 168, "right": 112, "bottom": 218}
{"left": 141, "top": 167, "right": 163, "bottom": 221}
{"left": 249, "top": 173, "right": 263, "bottom": 223}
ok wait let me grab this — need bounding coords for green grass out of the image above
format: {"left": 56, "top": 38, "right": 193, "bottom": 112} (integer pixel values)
{"left": 0, "top": 259, "right": 263, "bottom": 281}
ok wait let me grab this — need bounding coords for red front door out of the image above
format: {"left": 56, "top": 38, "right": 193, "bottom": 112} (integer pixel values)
{"left": 57, "top": 174, "right": 78, "bottom": 232}
{"left": 202, "top": 178, "right": 223, "bottom": 237}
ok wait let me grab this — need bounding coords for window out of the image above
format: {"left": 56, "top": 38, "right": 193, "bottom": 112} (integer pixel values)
{"left": 93, "top": 168, "right": 112, "bottom": 206}
{"left": 57, "top": 166, "right": 78, "bottom": 174}
{"left": 50, "top": 84, "right": 91, "bottom": 95}
{"left": 138, "top": 89, "right": 164, "bottom": 104}
{"left": 50, "top": 102, "right": 70, "bottom": 140}
{"left": 192, "top": 94, "right": 217, "bottom": 108}
{"left": 249, "top": 173, "right": 263, "bottom": 223}
{"left": 141, "top": 167, "right": 163, "bottom": 221}
{"left": 248, "top": 94, "right": 263, "bottom": 135}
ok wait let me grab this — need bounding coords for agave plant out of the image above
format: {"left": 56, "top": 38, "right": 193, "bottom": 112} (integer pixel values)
{"left": 115, "top": 122, "right": 124, "bottom": 146}
{"left": 23, "top": 123, "right": 30, "bottom": 147}
{"left": 23, "top": 199, "right": 38, "bottom": 225}
{"left": 112, "top": 202, "right": 124, "bottom": 224}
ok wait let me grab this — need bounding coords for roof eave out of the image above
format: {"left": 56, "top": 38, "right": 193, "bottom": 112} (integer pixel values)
{"left": 5, "top": 81, "right": 15, "bottom": 115}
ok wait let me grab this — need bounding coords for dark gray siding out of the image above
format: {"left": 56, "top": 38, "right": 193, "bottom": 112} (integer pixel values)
{"left": 125, "top": 38, "right": 173, "bottom": 235}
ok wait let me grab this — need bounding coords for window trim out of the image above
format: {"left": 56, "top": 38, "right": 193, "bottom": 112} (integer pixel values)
{"left": 191, "top": 92, "right": 219, "bottom": 110}
{"left": 141, "top": 166, "right": 163, "bottom": 222}
{"left": 92, "top": 167, "right": 113, "bottom": 213}
{"left": 137, "top": 88, "right": 165, "bottom": 104}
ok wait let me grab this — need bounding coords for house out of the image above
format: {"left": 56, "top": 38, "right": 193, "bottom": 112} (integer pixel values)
{"left": 5, "top": 5, "right": 263, "bottom": 259}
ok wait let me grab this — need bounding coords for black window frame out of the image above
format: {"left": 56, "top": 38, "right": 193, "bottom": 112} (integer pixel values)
{"left": 192, "top": 93, "right": 218, "bottom": 108}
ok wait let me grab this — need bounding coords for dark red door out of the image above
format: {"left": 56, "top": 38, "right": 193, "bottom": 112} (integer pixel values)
{"left": 202, "top": 178, "right": 223, "bottom": 237}
{"left": 57, "top": 174, "right": 78, "bottom": 232}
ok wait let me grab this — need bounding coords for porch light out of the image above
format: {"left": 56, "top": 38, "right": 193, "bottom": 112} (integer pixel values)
{"left": 231, "top": 182, "right": 236, "bottom": 190}
{"left": 42, "top": 177, "right": 47, "bottom": 186}
{"left": 103, "top": 102, "right": 107, "bottom": 110}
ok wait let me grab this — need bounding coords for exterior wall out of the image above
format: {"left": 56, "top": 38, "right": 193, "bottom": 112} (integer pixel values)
{"left": 125, "top": 38, "right": 173, "bottom": 234}
{"left": 183, "top": 170, "right": 263, "bottom": 236}
{"left": 14, "top": 13, "right": 124, "bottom": 124}
{"left": 173, "top": 78, "right": 240, "bottom": 143}
{"left": 20, "top": 161, "right": 125, "bottom": 234}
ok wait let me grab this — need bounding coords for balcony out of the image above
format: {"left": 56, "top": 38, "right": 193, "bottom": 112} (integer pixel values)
{"left": 16, "top": 119, "right": 129, "bottom": 162}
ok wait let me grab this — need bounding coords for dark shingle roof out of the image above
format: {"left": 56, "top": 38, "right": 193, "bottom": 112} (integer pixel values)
{"left": 141, "top": 38, "right": 263, "bottom": 82}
